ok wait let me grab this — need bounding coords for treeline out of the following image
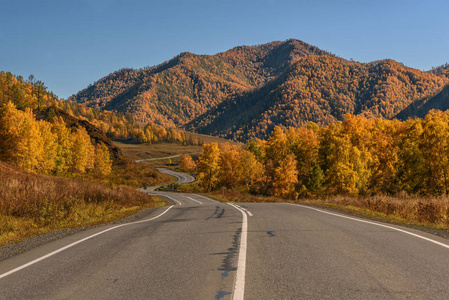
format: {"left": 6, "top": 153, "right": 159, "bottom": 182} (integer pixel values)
{"left": 188, "top": 111, "right": 449, "bottom": 197}
{"left": 58, "top": 100, "right": 201, "bottom": 144}
{"left": 0, "top": 71, "right": 200, "bottom": 145}
{"left": 189, "top": 56, "right": 449, "bottom": 142}
{"left": 0, "top": 101, "right": 112, "bottom": 175}
{"left": 429, "top": 63, "right": 449, "bottom": 79}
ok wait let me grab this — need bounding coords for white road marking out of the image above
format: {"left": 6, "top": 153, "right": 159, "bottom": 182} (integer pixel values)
{"left": 285, "top": 203, "right": 449, "bottom": 250}
{"left": 0, "top": 206, "right": 174, "bottom": 280}
{"left": 227, "top": 203, "right": 248, "bottom": 300}
{"left": 161, "top": 195, "right": 182, "bottom": 206}
{"left": 193, "top": 194, "right": 220, "bottom": 204}
{"left": 228, "top": 203, "right": 253, "bottom": 217}
{"left": 236, "top": 205, "right": 253, "bottom": 217}
{"left": 185, "top": 196, "right": 202, "bottom": 204}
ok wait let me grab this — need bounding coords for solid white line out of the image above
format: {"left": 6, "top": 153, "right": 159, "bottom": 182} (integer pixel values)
{"left": 284, "top": 203, "right": 449, "bottom": 250}
{"left": 234, "top": 204, "right": 253, "bottom": 217}
{"left": 186, "top": 196, "right": 202, "bottom": 204}
{"left": 227, "top": 203, "right": 248, "bottom": 300}
{"left": 0, "top": 205, "right": 174, "bottom": 280}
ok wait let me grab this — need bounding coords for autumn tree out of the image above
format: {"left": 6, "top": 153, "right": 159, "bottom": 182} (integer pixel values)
{"left": 36, "top": 120, "right": 57, "bottom": 174}
{"left": 179, "top": 154, "right": 196, "bottom": 173}
{"left": 0, "top": 101, "right": 42, "bottom": 171}
{"left": 51, "top": 116, "right": 73, "bottom": 174}
{"left": 272, "top": 154, "right": 298, "bottom": 198}
{"left": 197, "top": 143, "right": 221, "bottom": 191}
{"left": 238, "top": 149, "right": 264, "bottom": 192}
{"left": 419, "top": 110, "right": 449, "bottom": 195}
{"left": 218, "top": 144, "right": 241, "bottom": 188}
{"left": 71, "top": 126, "right": 95, "bottom": 173}
{"left": 94, "top": 142, "right": 112, "bottom": 176}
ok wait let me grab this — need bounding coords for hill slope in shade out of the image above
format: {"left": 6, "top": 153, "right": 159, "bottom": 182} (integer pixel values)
{"left": 395, "top": 83, "right": 449, "bottom": 120}
{"left": 186, "top": 56, "right": 448, "bottom": 141}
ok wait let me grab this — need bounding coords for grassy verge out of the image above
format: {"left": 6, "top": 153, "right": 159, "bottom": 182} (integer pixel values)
{"left": 200, "top": 189, "right": 449, "bottom": 230}
{"left": 0, "top": 162, "right": 168, "bottom": 246}
{"left": 69, "top": 161, "right": 173, "bottom": 188}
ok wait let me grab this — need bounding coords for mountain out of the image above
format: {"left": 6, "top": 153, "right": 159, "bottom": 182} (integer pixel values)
{"left": 395, "top": 83, "right": 449, "bottom": 120}
{"left": 186, "top": 56, "right": 448, "bottom": 141}
{"left": 69, "top": 40, "right": 328, "bottom": 127}
{"left": 428, "top": 63, "right": 449, "bottom": 79}
{"left": 70, "top": 39, "right": 449, "bottom": 141}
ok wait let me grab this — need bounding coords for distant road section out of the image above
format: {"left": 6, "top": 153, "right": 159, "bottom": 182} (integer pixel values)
{"left": 135, "top": 153, "right": 199, "bottom": 163}
{"left": 157, "top": 167, "right": 196, "bottom": 184}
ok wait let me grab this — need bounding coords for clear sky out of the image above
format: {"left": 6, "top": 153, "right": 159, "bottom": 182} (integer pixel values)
{"left": 1, "top": 0, "right": 448, "bottom": 99}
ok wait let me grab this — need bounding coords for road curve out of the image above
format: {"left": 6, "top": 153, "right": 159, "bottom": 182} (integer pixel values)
{"left": 2, "top": 170, "right": 449, "bottom": 299}
{"left": 157, "top": 167, "right": 196, "bottom": 185}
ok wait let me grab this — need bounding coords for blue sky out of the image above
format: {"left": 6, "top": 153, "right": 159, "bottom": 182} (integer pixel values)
{"left": 1, "top": 0, "right": 448, "bottom": 99}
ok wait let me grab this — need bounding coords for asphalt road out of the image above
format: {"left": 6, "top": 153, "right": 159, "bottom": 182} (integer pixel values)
{"left": 1, "top": 170, "right": 449, "bottom": 299}
{"left": 157, "top": 167, "right": 196, "bottom": 184}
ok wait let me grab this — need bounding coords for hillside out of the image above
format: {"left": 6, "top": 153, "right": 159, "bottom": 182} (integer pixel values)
{"left": 186, "top": 56, "right": 448, "bottom": 141}
{"left": 69, "top": 39, "right": 328, "bottom": 127}
{"left": 429, "top": 63, "right": 449, "bottom": 79}
{"left": 35, "top": 107, "right": 125, "bottom": 162}
{"left": 395, "top": 83, "right": 449, "bottom": 120}
{"left": 70, "top": 39, "right": 448, "bottom": 141}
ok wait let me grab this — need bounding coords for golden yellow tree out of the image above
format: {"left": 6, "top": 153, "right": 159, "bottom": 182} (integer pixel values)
{"left": 197, "top": 143, "right": 221, "bottom": 191}
{"left": 71, "top": 126, "right": 95, "bottom": 173}
{"left": 0, "top": 102, "right": 42, "bottom": 171}
{"left": 36, "top": 120, "right": 57, "bottom": 174}
{"left": 238, "top": 148, "right": 264, "bottom": 192}
{"left": 94, "top": 142, "right": 112, "bottom": 176}
{"left": 51, "top": 116, "right": 73, "bottom": 175}
{"left": 272, "top": 154, "right": 298, "bottom": 198}
{"left": 219, "top": 144, "right": 240, "bottom": 188}
{"left": 179, "top": 154, "right": 196, "bottom": 173}
{"left": 419, "top": 110, "right": 449, "bottom": 194}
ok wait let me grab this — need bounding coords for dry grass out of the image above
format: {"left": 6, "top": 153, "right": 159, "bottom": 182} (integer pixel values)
{"left": 0, "top": 162, "right": 167, "bottom": 245}
{"left": 298, "top": 195, "right": 449, "bottom": 228}
{"left": 205, "top": 189, "right": 449, "bottom": 229}
{"left": 113, "top": 137, "right": 241, "bottom": 168}
{"left": 71, "top": 160, "right": 173, "bottom": 188}
{"left": 113, "top": 142, "right": 202, "bottom": 162}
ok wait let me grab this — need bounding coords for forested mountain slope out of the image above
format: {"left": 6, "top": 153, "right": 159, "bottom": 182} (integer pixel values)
{"left": 187, "top": 56, "right": 448, "bottom": 141}
{"left": 69, "top": 40, "right": 329, "bottom": 127}
{"left": 70, "top": 39, "right": 448, "bottom": 141}
{"left": 428, "top": 63, "right": 449, "bottom": 79}
{"left": 396, "top": 83, "right": 449, "bottom": 120}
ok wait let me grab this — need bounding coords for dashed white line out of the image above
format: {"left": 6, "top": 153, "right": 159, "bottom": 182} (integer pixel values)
{"left": 193, "top": 194, "right": 220, "bottom": 204}
{"left": 284, "top": 203, "right": 449, "bottom": 250}
{"left": 0, "top": 205, "right": 174, "bottom": 280}
{"left": 185, "top": 196, "right": 202, "bottom": 204}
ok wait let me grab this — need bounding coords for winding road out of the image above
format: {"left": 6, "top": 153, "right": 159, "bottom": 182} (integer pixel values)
{"left": 1, "top": 169, "right": 449, "bottom": 299}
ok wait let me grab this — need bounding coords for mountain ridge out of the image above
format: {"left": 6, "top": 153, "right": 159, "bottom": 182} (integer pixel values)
{"left": 69, "top": 39, "right": 449, "bottom": 141}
